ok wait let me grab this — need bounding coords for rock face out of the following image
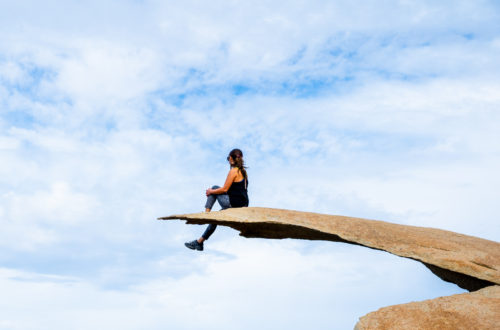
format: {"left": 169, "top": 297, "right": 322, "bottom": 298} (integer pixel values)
{"left": 355, "top": 285, "right": 500, "bottom": 330}
{"left": 159, "top": 207, "right": 500, "bottom": 328}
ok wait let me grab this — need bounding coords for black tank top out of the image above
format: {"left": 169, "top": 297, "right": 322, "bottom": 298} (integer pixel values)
{"left": 227, "top": 178, "right": 249, "bottom": 207}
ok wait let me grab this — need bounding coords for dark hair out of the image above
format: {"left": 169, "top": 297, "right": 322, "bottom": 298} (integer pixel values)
{"left": 228, "top": 148, "right": 247, "bottom": 180}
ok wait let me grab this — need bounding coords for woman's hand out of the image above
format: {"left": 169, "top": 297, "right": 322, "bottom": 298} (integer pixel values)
{"left": 206, "top": 188, "right": 212, "bottom": 196}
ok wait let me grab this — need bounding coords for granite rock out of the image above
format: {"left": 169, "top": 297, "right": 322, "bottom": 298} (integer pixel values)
{"left": 159, "top": 207, "right": 500, "bottom": 328}
{"left": 355, "top": 285, "right": 500, "bottom": 330}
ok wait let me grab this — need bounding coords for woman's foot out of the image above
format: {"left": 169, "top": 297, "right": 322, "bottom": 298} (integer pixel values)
{"left": 185, "top": 240, "right": 204, "bottom": 251}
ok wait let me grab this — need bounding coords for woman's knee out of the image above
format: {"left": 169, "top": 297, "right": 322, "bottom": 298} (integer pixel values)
{"left": 211, "top": 185, "right": 220, "bottom": 189}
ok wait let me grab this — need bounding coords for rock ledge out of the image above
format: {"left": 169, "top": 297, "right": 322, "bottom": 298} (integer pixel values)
{"left": 159, "top": 207, "right": 500, "bottom": 329}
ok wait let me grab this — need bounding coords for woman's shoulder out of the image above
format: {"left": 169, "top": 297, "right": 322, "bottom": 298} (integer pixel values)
{"left": 229, "top": 167, "right": 245, "bottom": 179}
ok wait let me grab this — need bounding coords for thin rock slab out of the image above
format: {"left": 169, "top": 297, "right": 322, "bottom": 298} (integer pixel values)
{"left": 354, "top": 285, "right": 500, "bottom": 330}
{"left": 159, "top": 207, "right": 500, "bottom": 290}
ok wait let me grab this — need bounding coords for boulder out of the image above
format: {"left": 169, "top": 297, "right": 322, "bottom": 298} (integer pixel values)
{"left": 355, "top": 285, "right": 500, "bottom": 330}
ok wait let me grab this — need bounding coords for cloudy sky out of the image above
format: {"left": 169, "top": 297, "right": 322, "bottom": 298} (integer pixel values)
{"left": 1, "top": 1, "right": 499, "bottom": 329}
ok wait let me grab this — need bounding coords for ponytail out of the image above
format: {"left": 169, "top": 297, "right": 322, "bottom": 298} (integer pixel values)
{"left": 229, "top": 148, "right": 248, "bottom": 181}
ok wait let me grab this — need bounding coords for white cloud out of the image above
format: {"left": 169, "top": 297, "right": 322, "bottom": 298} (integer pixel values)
{"left": 4, "top": 181, "right": 97, "bottom": 225}
{"left": 54, "top": 41, "right": 163, "bottom": 103}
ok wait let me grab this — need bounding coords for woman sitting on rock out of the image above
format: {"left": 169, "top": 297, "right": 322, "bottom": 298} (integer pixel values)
{"left": 185, "top": 148, "right": 249, "bottom": 251}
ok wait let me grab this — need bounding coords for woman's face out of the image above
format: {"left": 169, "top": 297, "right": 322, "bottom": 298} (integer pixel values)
{"left": 227, "top": 155, "right": 235, "bottom": 165}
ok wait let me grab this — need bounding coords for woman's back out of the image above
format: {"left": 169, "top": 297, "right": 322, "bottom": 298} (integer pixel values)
{"left": 227, "top": 176, "right": 249, "bottom": 207}
{"left": 228, "top": 167, "right": 248, "bottom": 207}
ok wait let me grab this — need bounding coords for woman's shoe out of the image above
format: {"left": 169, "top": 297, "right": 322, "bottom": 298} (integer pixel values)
{"left": 185, "top": 240, "right": 204, "bottom": 251}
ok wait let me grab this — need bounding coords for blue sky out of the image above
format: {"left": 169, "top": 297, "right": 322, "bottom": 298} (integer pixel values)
{"left": 1, "top": 1, "right": 500, "bottom": 329}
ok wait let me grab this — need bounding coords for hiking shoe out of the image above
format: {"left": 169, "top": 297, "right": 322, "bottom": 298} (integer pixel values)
{"left": 185, "top": 240, "right": 204, "bottom": 251}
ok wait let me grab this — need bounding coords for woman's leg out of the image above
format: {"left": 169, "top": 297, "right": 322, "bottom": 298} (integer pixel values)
{"left": 200, "top": 185, "right": 231, "bottom": 241}
{"left": 204, "top": 185, "right": 231, "bottom": 211}
{"left": 186, "top": 187, "right": 231, "bottom": 250}
{"left": 204, "top": 194, "right": 217, "bottom": 212}
{"left": 201, "top": 224, "right": 217, "bottom": 241}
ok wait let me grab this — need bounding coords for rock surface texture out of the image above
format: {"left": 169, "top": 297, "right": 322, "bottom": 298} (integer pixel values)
{"left": 159, "top": 207, "right": 500, "bottom": 329}
{"left": 355, "top": 285, "right": 500, "bottom": 330}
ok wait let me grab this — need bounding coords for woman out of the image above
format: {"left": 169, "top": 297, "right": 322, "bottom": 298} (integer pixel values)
{"left": 185, "top": 148, "right": 249, "bottom": 251}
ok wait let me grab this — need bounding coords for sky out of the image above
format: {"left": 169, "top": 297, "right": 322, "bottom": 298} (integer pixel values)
{"left": 1, "top": 0, "right": 499, "bottom": 329}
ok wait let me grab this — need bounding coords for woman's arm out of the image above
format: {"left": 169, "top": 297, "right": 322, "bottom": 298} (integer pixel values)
{"left": 206, "top": 168, "right": 238, "bottom": 196}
